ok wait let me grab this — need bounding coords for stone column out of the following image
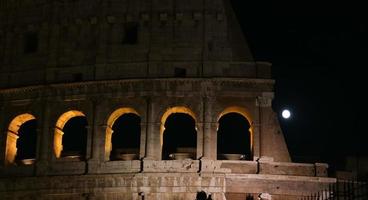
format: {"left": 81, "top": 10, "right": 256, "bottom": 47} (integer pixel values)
{"left": 36, "top": 101, "right": 51, "bottom": 176}
{"left": 256, "top": 95, "right": 272, "bottom": 160}
{"left": 252, "top": 122, "right": 261, "bottom": 160}
{"left": 202, "top": 122, "right": 211, "bottom": 159}
{"left": 139, "top": 122, "right": 147, "bottom": 159}
{"left": 144, "top": 98, "right": 157, "bottom": 160}
{"left": 104, "top": 126, "right": 113, "bottom": 161}
{"left": 87, "top": 99, "right": 103, "bottom": 173}
{"left": 210, "top": 122, "right": 218, "bottom": 159}
{"left": 145, "top": 122, "right": 161, "bottom": 160}
{"left": 85, "top": 124, "right": 93, "bottom": 158}
{"left": 202, "top": 97, "right": 216, "bottom": 160}
{"left": 86, "top": 122, "right": 99, "bottom": 162}
{"left": 196, "top": 122, "right": 203, "bottom": 159}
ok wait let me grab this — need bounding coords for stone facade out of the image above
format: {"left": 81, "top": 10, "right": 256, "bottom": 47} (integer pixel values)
{"left": 0, "top": 0, "right": 335, "bottom": 199}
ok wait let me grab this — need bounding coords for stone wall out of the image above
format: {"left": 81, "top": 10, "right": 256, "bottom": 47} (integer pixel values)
{"left": 0, "top": 78, "right": 290, "bottom": 168}
{"left": 0, "top": 0, "right": 267, "bottom": 88}
{"left": 0, "top": 1, "right": 336, "bottom": 199}
{"left": 0, "top": 171, "right": 335, "bottom": 200}
{"left": 0, "top": 78, "right": 334, "bottom": 199}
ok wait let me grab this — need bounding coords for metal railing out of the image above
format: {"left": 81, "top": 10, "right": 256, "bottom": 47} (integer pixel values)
{"left": 299, "top": 180, "right": 368, "bottom": 200}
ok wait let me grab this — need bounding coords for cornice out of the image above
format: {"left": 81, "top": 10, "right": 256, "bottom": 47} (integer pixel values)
{"left": 0, "top": 78, "right": 275, "bottom": 100}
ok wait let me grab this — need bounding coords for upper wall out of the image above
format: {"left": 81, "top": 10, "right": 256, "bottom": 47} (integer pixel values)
{"left": 0, "top": 0, "right": 270, "bottom": 88}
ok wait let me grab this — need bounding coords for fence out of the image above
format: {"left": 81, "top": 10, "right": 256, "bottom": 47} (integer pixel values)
{"left": 299, "top": 180, "right": 368, "bottom": 200}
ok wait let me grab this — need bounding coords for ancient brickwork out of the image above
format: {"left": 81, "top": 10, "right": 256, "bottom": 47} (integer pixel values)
{"left": 0, "top": 0, "right": 335, "bottom": 199}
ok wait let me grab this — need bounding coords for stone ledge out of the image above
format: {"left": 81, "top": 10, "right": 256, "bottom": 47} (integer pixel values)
{"left": 219, "top": 160, "right": 257, "bottom": 174}
{"left": 0, "top": 165, "right": 35, "bottom": 177}
{"left": 259, "top": 161, "right": 315, "bottom": 176}
{"left": 143, "top": 160, "right": 200, "bottom": 173}
{"left": 48, "top": 161, "right": 86, "bottom": 175}
{"left": 99, "top": 160, "right": 141, "bottom": 174}
{"left": 225, "top": 174, "right": 336, "bottom": 196}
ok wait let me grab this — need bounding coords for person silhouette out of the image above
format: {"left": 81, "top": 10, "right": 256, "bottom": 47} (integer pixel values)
{"left": 207, "top": 193, "right": 213, "bottom": 200}
{"left": 196, "top": 191, "right": 207, "bottom": 200}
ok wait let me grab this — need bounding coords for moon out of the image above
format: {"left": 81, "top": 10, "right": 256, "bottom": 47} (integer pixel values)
{"left": 282, "top": 109, "right": 291, "bottom": 119}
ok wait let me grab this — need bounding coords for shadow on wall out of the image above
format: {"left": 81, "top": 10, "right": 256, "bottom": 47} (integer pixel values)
{"left": 196, "top": 192, "right": 273, "bottom": 200}
{"left": 195, "top": 191, "right": 212, "bottom": 200}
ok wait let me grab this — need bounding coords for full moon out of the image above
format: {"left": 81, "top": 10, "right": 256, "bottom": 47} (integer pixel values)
{"left": 282, "top": 109, "right": 291, "bottom": 119}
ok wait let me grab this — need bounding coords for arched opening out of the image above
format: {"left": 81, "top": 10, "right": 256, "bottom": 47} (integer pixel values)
{"left": 109, "top": 113, "right": 141, "bottom": 161}
{"left": 54, "top": 110, "right": 87, "bottom": 161}
{"left": 105, "top": 108, "right": 140, "bottom": 161}
{"left": 162, "top": 113, "right": 197, "bottom": 160}
{"left": 5, "top": 114, "right": 37, "bottom": 165}
{"left": 15, "top": 119, "right": 38, "bottom": 164}
{"left": 217, "top": 111, "right": 252, "bottom": 160}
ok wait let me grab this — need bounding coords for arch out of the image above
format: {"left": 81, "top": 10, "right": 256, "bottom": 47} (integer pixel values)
{"left": 55, "top": 110, "right": 85, "bottom": 130}
{"left": 160, "top": 106, "right": 197, "bottom": 146}
{"left": 5, "top": 113, "right": 36, "bottom": 165}
{"left": 105, "top": 107, "right": 140, "bottom": 161}
{"left": 217, "top": 106, "right": 253, "bottom": 124}
{"left": 160, "top": 106, "right": 197, "bottom": 160}
{"left": 54, "top": 110, "right": 86, "bottom": 158}
{"left": 107, "top": 108, "right": 139, "bottom": 128}
{"left": 217, "top": 106, "right": 254, "bottom": 160}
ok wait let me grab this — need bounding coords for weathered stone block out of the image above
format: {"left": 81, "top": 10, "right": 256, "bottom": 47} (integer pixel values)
{"left": 143, "top": 160, "right": 199, "bottom": 173}
{"left": 315, "top": 163, "right": 329, "bottom": 177}
{"left": 259, "top": 161, "right": 315, "bottom": 176}
{"left": 220, "top": 161, "right": 257, "bottom": 174}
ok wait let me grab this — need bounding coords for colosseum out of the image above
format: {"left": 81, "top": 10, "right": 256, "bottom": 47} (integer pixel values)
{"left": 0, "top": 0, "right": 335, "bottom": 199}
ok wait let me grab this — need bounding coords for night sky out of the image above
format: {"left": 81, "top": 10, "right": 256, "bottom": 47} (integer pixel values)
{"left": 231, "top": 1, "right": 368, "bottom": 169}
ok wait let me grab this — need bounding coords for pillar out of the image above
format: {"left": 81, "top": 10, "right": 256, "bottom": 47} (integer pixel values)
{"left": 87, "top": 99, "right": 104, "bottom": 173}
{"left": 139, "top": 122, "right": 147, "bottom": 159}
{"left": 202, "top": 97, "right": 216, "bottom": 160}
{"left": 36, "top": 102, "right": 52, "bottom": 175}
{"left": 144, "top": 98, "right": 159, "bottom": 160}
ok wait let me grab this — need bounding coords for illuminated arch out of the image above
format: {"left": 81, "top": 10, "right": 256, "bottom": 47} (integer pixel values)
{"left": 54, "top": 110, "right": 85, "bottom": 158}
{"left": 217, "top": 106, "right": 253, "bottom": 124}
{"left": 160, "top": 106, "right": 197, "bottom": 147}
{"left": 105, "top": 108, "right": 140, "bottom": 161}
{"left": 5, "top": 113, "right": 36, "bottom": 165}
{"left": 217, "top": 106, "right": 254, "bottom": 157}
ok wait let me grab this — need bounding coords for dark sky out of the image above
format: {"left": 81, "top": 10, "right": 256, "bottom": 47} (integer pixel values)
{"left": 231, "top": 1, "right": 368, "bottom": 169}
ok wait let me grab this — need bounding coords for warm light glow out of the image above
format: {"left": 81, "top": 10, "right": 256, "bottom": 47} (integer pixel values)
{"left": 105, "top": 108, "right": 139, "bottom": 161}
{"left": 55, "top": 110, "right": 85, "bottom": 130}
{"left": 5, "top": 113, "right": 36, "bottom": 165}
{"left": 107, "top": 108, "right": 139, "bottom": 128}
{"left": 19, "top": 158, "right": 35, "bottom": 165}
{"left": 282, "top": 109, "right": 291, "bottom": 119}
{"left": 218, "top": 106, "right": 253, "bottom": 124}
{"left": 54, "top": 110, "right": 85, "bottom": 158}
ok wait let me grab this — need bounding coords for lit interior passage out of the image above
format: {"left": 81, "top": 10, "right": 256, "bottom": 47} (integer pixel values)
{"left": 217, "top": 113, "right": 251, "bottom": 160}
{"left": 162, "top": 113, "right": 197, "bottom": 160}
{"left": 5, "top": 113, "right": 37, "bottom": 165}
{"left": 110, "top": 113, "right": 141, "bottom": 161}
